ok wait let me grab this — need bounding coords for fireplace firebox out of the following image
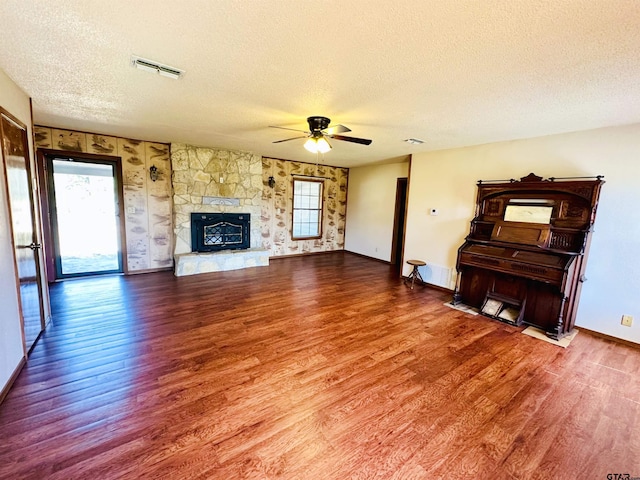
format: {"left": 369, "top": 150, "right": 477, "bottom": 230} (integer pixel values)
{"left": 191, "top": 213, "right": 250, "bottom": 252}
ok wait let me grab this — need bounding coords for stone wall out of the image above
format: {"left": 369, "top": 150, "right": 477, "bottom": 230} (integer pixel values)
{"left": 171, "top": 143, "right": 262, "bottom": 255}
{"left": 34, "top": 126, "right": 173, "bottom": 272}
{"left": 261, "top": 158, "right": 348, "bottom": 256}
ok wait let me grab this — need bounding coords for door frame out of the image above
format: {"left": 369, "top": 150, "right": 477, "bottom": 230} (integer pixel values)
{"left": 0, "top": 107, "right": 46, "bottom": 354}
{"left": 36, "top": 149, "right": 128, "bottom": 282}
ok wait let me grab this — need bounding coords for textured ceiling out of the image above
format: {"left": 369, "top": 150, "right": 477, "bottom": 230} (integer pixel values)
{"left": 1, "top": 1, "right": 639, "bottom": 168}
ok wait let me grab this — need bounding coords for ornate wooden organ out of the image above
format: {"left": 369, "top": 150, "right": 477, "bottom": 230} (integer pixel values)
{"left": 452, "top": 173, "right": 604, "bottom": 340}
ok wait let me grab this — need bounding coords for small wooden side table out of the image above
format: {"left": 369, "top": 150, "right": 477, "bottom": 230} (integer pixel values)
{"left": 405, "top": 259, "right": 426, "bottom": 289}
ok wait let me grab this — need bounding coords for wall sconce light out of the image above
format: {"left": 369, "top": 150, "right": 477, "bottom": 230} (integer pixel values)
{"left": 149, "top": 165, "right": 158, "bottom": 182}
{"left": 268, "top": 176, "right": 276, "bottom": 189}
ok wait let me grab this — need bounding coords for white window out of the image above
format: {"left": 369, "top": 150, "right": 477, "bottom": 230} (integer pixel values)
{"left": 292, "top": 179, "right": 323, "bottom": 239}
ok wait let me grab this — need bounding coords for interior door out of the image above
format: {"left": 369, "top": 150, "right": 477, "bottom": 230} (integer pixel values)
{"left": 0, "top": 109, "right": 45, "bottom": 353}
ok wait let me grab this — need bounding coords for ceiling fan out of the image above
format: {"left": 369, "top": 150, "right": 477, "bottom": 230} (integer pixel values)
{"left": 270, "top": 116, "right": 372, "bottom": 153}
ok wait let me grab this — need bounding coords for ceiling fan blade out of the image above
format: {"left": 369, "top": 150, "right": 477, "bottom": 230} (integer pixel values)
{"left": 273, "top": 135, "right": 309, "bottom": 144}
{"left": 323, "top": 124, "right": 351, "bottom": 135}
{"left": 329, "top": 134, "right": 372, "bottom": 145}
{"left": 269, "top": 125, "right": 309, "bottom": 134}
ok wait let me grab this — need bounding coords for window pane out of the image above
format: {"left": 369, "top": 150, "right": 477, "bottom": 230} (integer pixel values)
{"left": 292, "top": 179, "right": 323, "bottom": 239}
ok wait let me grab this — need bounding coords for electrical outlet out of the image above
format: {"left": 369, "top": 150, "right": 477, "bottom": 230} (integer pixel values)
{"left": 621, "top": 315, "right": 633, "bottom": 327}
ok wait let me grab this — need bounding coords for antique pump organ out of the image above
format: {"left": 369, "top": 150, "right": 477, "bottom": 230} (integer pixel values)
{"left": 452, "top": 173, "right": 604, "bottom": 340}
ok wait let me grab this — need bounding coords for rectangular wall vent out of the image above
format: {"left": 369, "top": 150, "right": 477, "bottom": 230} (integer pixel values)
{"left": 131, "top": 55, "right": 184, "bottom": 80}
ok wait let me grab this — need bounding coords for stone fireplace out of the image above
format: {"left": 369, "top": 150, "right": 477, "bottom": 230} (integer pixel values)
{"left": 170, "top": 143, "right": 269, "bottom": 276}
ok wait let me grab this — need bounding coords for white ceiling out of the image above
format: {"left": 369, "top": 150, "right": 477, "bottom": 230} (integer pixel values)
{"left": 1, "top": 1, "right": 639, "bottom": 168}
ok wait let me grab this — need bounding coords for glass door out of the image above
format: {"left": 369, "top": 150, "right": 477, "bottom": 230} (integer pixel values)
{"left": 49, "top": 158, "right": 123, "bottom": 278}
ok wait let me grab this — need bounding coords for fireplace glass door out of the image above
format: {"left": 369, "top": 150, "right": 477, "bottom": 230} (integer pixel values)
{"left": 191, "top": 213, "right": 250, "bottom": 252}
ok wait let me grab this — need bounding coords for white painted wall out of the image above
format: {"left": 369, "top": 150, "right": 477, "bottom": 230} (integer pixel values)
{"left": 345, "top": 161, "right": 408, "bottom": 261}
{"left": 0, "top": 69, "right": 31, "bottom": 393}
{"left": 404, "top": 123, "right": 640, "bottom": 344}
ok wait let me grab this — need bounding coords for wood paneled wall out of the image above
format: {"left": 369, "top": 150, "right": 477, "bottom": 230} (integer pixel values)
{"left": 261, "top": 158, "right": 348, "bottom": 256}
{"left": 34, "top": 126, "right": 172, "bottom": 272}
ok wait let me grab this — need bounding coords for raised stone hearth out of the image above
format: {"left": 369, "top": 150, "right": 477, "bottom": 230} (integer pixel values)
{"left": 174, "top": 248, "right": 269, "bottom": 277}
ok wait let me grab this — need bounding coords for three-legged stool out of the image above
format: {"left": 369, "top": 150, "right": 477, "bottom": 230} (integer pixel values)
{"left": 405, "top": 259, "right": 426, "bottom": 289}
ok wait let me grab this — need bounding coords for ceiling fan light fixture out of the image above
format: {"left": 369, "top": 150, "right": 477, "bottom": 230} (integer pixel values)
{"left": 304, "top": 136, "right": 332, "bottom": 154}
{"left": 303, "top": 137, "right": 317, "bottom": 153}
{"left": 316, "top": 137, "right": 331, "bottom": 153}
{"left": 271, "top": 116, "right": 370, "bottom": 151}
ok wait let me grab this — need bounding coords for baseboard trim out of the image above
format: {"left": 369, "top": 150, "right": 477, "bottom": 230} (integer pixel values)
{"left": 344, "top": 250, "right": 392, "bottom": 265}
{"left": 127, "top": 266, "right": 174, "bottom": 275}
{"left": 0, "top": 356, "right": 26, "bottom": 405}
{"left": 577, "top": 327, "right": 640, "bottom": 349}
{"left": 269, "top": 250, "right": 344, "bottom": 260}
{"left": 401, "top": 275, "right": 455, "bottom": 295}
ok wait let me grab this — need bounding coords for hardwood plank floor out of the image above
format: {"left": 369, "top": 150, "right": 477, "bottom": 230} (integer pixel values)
{"left": 1, "top": 252, "right": 639, "bottom": 479}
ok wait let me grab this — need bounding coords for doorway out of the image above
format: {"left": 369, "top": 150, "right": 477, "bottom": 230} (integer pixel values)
{"left": 43, "top": 153, "right": 125, "bottom": 279}
{"left": 391, "top": 177, "right": 408, "bottom": 275}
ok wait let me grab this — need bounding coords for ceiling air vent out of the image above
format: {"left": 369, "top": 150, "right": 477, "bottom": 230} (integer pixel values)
{"left": 131, "top": 55, "right": 184, "bottom": 80}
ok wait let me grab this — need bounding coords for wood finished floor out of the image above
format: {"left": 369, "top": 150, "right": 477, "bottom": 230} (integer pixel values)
{"left": 1, "top": 252, "right": 639, "bottom": 479}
